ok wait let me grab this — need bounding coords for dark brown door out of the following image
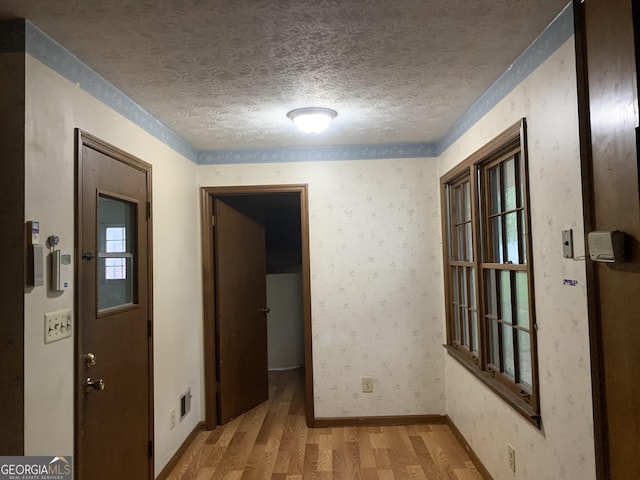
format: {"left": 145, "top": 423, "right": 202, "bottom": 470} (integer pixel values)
{"left": 214, "top": 198, "right": 268, "bottom": 424}
{"left": 76, "top": 132, "right": 153, "bottom": 480}
{"left": 576, "top": 0, "right": 640, "bottom": 478}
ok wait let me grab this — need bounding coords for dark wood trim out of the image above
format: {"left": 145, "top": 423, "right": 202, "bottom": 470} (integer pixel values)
{"left": 572, "top": 2, "right": 608, "bottom": 478}
{"left": 446, "top": 415, "right": 494, "bottom": 480}
{"left": 313, "top": 414, "right": 448, "bottom": 428}
{"left": 200, "top": 184, "right": 315, "bottom": 428}
{"left": 155, "top": 421, "right": 206, "bottom": 480}
{"left": 74, "top": 129, "right": 155, "bottom": 479}
{"left": 444, "top": 346, "right": 540, "bottom": 428}
{"left": 0, "top": 26, "right": 26, "bottom": 455}
{"left": 200, "top": 188, "right": 217, "bottom": 430}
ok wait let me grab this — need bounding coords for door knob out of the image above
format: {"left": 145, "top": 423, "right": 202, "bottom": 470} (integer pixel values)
{"left": 85, "top": 353, "right": 97, "bottom": 368}
{"left": 259, "top": 307, "right": 270, "bottom": 314}
{"left": 86, "top": 377, "right": 105, "bottom": 392}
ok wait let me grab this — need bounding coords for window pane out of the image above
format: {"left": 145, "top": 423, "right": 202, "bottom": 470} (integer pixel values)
{"left": 515, "top": 271, "right": 530, "bottom": 329}
{"left": 465, "top": 222, "right": 473, "bottom": 261}
{"left": 516, "top": 154, "right": 524, "bottom": 207}
{"left": 464, "top": 181, "right": 471, "bottom": 221}
{"left": 489, "top": 166, "right": 501, "bottom": 214}
{"left": 502, "top": 325, "right": 515, "bottom": 379}
{"left": 518, "top": 330, "right": 532, "bottom": 389}
{"left": 505, "top": 212, "right": 519, "bottom": 263}
{"left": 462, "top": 308, "right": 469, "bottom": 348}
{"left": 98, "top": 196, "right": 136, "bottom": 311}
{"left": 500, "top": 270, "right": 512, "bottom": 324}
{"left": 486, "top": 269, "right": 497, "bottom": 316}
{"left": 456, "top": 225, "right": 465, "bottom": 261}
{"left": 457, "top": 183, "right": 463, "bottom": 221}
{"left": 489, "top": 319, "right": 500, "bottom": 366}
{"left": 471, "top": 311, "right": 479, "bottom": 354}
{"left": 520, "top": 210, "right": 527, "bottom": 264}
{"left": 490, "top": 216, "right": 503, "bottom": 263}
{"left": 504, "top": 158, "right": 517, "bottom": 211}
{"left": 469, "top": 268, "right": 476, "bottom": 309}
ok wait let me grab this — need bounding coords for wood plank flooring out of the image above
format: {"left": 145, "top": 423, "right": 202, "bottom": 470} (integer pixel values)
{"left": 166, "top": 369, "right": 484, "bottom": 480}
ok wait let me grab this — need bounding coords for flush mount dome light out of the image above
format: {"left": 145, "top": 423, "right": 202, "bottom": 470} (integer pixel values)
{"left": 287, "top": 107, "right": 337, "bottom": 134}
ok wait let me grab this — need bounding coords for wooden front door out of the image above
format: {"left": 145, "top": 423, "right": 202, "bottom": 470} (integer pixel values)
{"left": 76, "top": 131, "right": 153, "bottom": 479}
{"left": 214, "top": 198, "right": 269, "bottom": 424}
{"left": 576, "top": 0, "right": 640, "bottom": 478}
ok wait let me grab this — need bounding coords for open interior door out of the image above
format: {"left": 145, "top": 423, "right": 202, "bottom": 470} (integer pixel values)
{"left": 213, "top": 198, "right": 269, "bottom": 424}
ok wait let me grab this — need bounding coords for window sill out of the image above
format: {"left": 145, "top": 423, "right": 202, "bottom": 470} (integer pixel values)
{"left": 443, "top": 345, "right": 541, "bottom": 429}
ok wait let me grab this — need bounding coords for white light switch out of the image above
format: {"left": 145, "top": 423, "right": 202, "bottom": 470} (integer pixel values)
{"left": 44, "top": 308, "right": 73, "bottom": 344}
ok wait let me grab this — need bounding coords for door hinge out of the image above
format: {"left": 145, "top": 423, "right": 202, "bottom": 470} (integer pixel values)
{"left": 81, "top": 252, "right": 95, "bottom": 260}
{"left": 147, "top": 320, "right": 153, "bottom": 338}
{"left": 148, "top": 440, "right": 153, "bottom": 458}
{"left": 146, "top": 202, "right": 151, "bottom": 219}
{"left": 216, "top": 381, "right": 221, "bottom": 393}
{"left": 212, "top": 215, "right": 215, "bottom": 227}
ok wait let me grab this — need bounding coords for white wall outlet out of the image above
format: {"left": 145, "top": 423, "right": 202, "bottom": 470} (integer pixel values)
{"left": 508, "top": 443, "right": 516, "bottom": 472}
{"left": 362, "top": 377, "right": 373, "bottom": 393}
{"left": 44, "top": 308, "right": 73, "bottom": 344}
{"left": 170, "top": 409, "right": 176, "bottom": 429}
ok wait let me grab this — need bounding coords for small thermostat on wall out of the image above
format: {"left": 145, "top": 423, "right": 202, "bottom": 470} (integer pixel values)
{"left": 587, "top": 231, "right": 625, "bottom": 263}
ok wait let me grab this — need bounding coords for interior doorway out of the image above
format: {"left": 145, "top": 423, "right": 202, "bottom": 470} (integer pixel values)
{"left": 200, "top": 185, "right": 314, "bottom": 429}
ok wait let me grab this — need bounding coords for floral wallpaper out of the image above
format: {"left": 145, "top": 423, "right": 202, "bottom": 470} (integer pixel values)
{"left": 438, "top": 39, "right": 596, "bottom": 480}
{"left": 199, "top": 157, "right": 447, "bottom": 417}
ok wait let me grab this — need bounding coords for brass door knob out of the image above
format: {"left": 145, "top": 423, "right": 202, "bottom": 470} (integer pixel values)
{"left": 85, "top": 353, "right": 97, "bottom": 368}
{"left": 86, "top": 377, "right": 105, "bottom": 392}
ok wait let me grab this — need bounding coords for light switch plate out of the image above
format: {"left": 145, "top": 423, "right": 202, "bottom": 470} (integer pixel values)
{"left": 44, "top": 308, "right": 73, "bottom": 344}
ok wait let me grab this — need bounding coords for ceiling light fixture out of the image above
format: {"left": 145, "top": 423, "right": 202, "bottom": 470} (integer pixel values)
{"left": 287, "top": 107, "right": 337, "bottom": 134}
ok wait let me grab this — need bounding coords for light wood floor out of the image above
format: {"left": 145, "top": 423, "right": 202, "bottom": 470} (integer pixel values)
{"left": 166, "top": 369, "right": 484, "bottom": 480}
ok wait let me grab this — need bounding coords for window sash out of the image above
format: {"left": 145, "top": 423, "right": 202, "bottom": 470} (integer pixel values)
{"left": 440, "top": 119, "right": 539, "bottom": 421}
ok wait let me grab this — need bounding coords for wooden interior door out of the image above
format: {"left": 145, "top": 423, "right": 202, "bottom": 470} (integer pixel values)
{"left": 76, "top": 132, "right": 153, "bottom": 480}
{"left": 214, "top": 198, "right": 269, "bottom": 424}
{"left": 576, "top": 0, "right": 640, "bottom": 478}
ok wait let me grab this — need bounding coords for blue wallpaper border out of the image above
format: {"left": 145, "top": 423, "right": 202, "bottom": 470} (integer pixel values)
{"left": 22, "top": 1, "right": 573, "bottom": 165}
{"left": 437, "top": 2, "right": 574, "bottom": 155}
{"left": 198, "top": 143, "right": 437, "bottom": 165}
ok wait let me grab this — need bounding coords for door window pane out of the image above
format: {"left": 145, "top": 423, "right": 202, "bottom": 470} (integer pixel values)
{"left": 98, "top": 196, "right": 136, "bottom": 311}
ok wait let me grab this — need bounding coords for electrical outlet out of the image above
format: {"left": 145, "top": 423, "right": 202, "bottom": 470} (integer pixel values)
{"left": 508, "top": 443, "right": 516, "bottom": 472}
{"left": 362, "top": 377, "right": 373, "bottom": 393}
{"left": 44, "top": 308, "right": 73, "bottom": 344}
{"left": 170, "top": 409, "right": 176, "bottom": 430}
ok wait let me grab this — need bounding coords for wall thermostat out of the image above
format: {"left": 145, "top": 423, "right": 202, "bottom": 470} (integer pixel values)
{"left": 51, "top": 250, "right": 72, "bottom": 291}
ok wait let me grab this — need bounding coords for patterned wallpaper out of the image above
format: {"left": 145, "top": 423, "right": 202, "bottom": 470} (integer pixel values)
{"left": 438, "top": 39, "right": 596, "bottom": 480}
{"left": 198, "top": 157, "right": 447, "bottom": 417}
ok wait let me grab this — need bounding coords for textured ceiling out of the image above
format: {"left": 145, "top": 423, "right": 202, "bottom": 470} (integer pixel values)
{"left": 0, "top": 0, "right": 569, "bottom": 150}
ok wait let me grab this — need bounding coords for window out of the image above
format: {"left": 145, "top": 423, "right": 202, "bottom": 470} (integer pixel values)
{"left": 441, "top": 119, "right": 539, "bottom": 425}
{"left": 105, "top": 226, "right": 127, "bottom": 280}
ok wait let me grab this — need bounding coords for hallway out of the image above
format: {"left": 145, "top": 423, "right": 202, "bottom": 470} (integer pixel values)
{"left": 166, "top": 369, "right": 484, "bottom": 479}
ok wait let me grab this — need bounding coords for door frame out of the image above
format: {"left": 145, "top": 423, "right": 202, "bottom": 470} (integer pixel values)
{"left": 74, "top": 129, "right": 155, "bottom": 478}
{"left": 200, "top": 184, "right": 314, "bottom": 428}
